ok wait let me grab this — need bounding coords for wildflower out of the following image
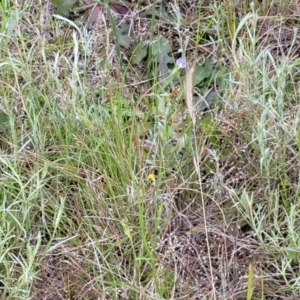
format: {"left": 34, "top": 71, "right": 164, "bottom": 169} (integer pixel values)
{"left": 148, "top": 173, "right": 155, "bottom": 180}
{"left": 176, "top": 57, "right": 186, "bottom": 69}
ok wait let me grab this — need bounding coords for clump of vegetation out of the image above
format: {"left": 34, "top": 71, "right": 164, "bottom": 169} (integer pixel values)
{"left": 1, "top": 0, "right": 300, "bottom": 299}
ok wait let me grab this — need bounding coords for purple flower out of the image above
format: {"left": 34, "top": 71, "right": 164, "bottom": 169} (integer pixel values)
{"left": 176, "top": 57, "right": 186, "bottom": 69}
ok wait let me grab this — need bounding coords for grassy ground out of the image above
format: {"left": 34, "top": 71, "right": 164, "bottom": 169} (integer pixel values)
{"left": 1, "top": 0, "right": 300, "bottom": 299}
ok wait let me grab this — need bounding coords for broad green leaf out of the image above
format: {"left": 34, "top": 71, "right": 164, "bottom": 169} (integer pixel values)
{"left": 151, "top": 36, "right": 172, "bottom": 60}
{"left": 293, "top": 58, "right": 300, "bottom": 67}
{"left": 116, "top": 23, "right": 131, "bottom": 47}
{"left": 194, "top": 59, "right": 213, "bottom": 86}
{"left": 130, "top": 42, "right": 148, "bottom": 65}
{"left": 0, "top": 111, "right": 9, "bottom": 132}
{"left": 52, "top": 0, "right": 77, "bottom": 15}
{"left": 151, "top": 37, "right": 173, "bottom": 75}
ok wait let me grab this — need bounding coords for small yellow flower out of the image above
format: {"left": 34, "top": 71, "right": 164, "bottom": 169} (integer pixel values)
{"left": 148, "top": 173, "right": 155, "bottom": 180}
